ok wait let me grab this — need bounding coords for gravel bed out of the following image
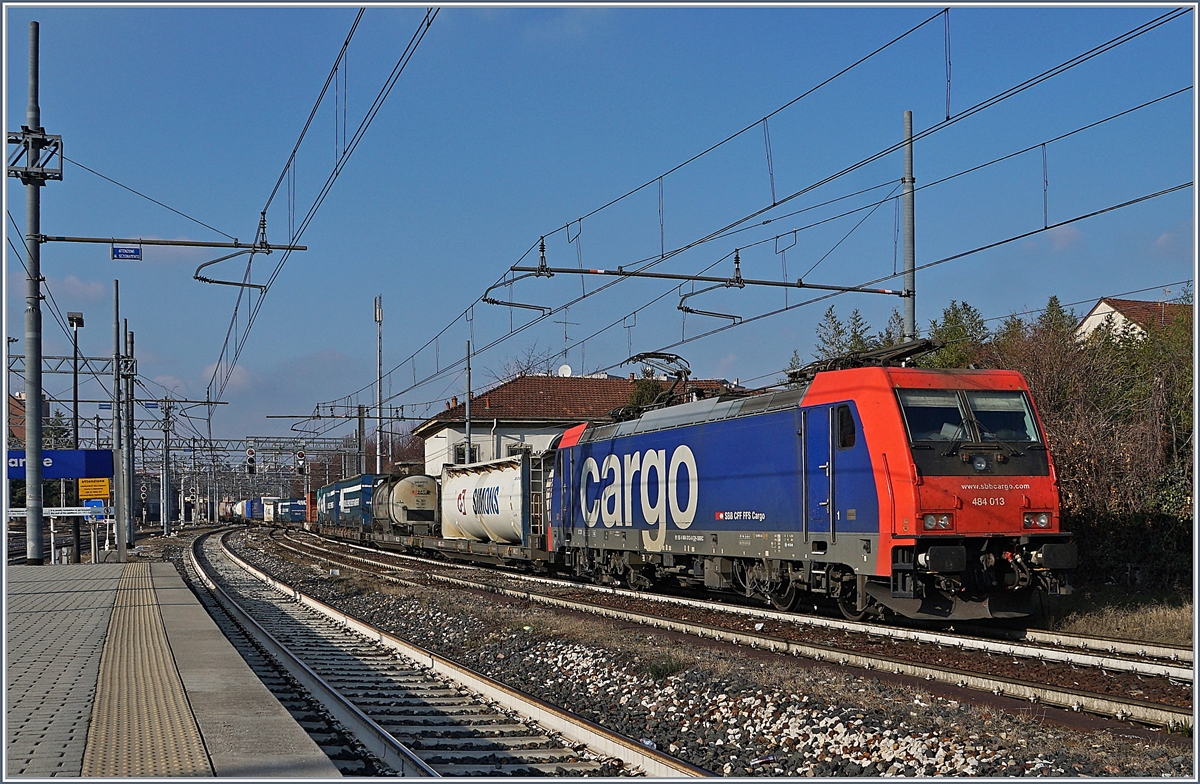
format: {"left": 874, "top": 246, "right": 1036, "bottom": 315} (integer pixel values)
{"left": 298, "top": 537, "right": 1192, "bottom": 709}
{"left": 215, "top": 530, "right": 1193, "bottom": 778}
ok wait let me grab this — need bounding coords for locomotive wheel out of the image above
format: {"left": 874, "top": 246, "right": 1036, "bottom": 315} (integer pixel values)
{"left": 769, "top": 581, "right": 798, "bottom": 611}
{"left": 837, "top": 591, "right": 868, "bottom": 622}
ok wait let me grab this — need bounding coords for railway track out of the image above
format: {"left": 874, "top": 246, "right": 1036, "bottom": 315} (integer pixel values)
{"left": 266, "top": 527, "right": 1192, "bottom": 730}
{"left": 190, "top": 530, "right": 712, "bottom": 777}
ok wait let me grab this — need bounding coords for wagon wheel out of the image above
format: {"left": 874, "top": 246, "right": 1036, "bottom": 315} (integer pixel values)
{"left": 626, "top": 567, "right": 652, "bottom": 592}
{"left": 769, "top": 580, "right": 798, "bottom": 611}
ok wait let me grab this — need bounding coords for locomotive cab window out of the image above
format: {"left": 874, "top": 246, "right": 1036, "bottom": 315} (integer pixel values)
{"left": 965, "top": 391, "right": 1041, "bottom": 443}
{"left": 897, "top": 389, "right": 969, "bottom": 442}
{"left": 836, "top": 404, "right": 856, "bottom": 449}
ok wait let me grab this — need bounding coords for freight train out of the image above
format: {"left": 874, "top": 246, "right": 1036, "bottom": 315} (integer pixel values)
{"left": 285, "top": 344, "right": 1077, "bottom": 621}
{"left": 225, "top": 496, "right": 306, "bottom": 523}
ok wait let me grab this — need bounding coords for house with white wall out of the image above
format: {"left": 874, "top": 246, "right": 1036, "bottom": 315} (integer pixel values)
{"left": 413, "top": 373, "right": 734, "bottom": 474}
{"left": 1074, "top": 297, "right": 1190, "bottom": 340}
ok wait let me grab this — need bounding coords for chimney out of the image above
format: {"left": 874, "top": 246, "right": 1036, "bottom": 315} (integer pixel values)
{"left": 629, "top": 372, "right": 635, "bottom": 381}
{"left": 445, "top": 400, "right": 451, "bottom": 410}
{"left": 485, "top": 397, "right": 491, "bottom": 409}
{"left": 452, "top": 396, "right": 458, "bottom": 408}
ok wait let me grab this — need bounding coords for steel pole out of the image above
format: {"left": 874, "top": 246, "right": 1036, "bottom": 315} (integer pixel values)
{"left": 357, "top": 405, "right": 366, "bottom": 475}
{"left": 71, "top": 321, "right": 80, "bottom": 562}
{"left": 465, "top": 341, "right": 472, "bottom": 464}
{"left": 124, "top": 327, "right": 135, "bottom": 545}
{"left": 71, "top": 324, "right": 79, "bottom": 448}
{"left": 23, "top": 21, "right": 45, "bottom": 565}
{"left": 902, "top": 110, "right": 917, "bottom": 342}
{"left": 161, "top": 402, "right": 171, "bottom": 537}
{"left": 112, "top": 281, "right": 125, "bottom": 561}
{"left": 375, "top": 295, "right": 383, "bottom": 475}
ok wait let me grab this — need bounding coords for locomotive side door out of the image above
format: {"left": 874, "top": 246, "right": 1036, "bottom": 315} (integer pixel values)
{"left": 803, "top": 405, "right": 833, "bottom": 541}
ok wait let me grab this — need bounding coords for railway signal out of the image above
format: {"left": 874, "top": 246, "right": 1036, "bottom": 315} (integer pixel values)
{"left": 246, "top": 447, "right": 256, "bottom": 475}
{"left": 295, "top": 450, "right": 306, "bottom": 475}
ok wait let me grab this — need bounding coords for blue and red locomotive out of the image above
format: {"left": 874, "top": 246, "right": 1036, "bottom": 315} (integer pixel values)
{"left": 324, "top": 345, "right": 1077, "bottom": 621}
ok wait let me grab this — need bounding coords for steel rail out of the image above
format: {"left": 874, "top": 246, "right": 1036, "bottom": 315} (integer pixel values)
{"left": 295, "top": 531, "right": 1193, "bottom": 680}
{"left": 188, "top": 532, "right": 439, "bottom": 777}
{"left": 955, "top": 625, "right": 1194, "bottom": 665}
{"left": 278, "top": 531, "right": 1192, "bottom": 729}
{"left": 222, "top": 534, "right": 714, "bottom": 777}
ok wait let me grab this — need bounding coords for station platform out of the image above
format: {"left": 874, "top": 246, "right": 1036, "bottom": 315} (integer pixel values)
{"left": 6, "top": 561, "right": 341, "bottom": 778}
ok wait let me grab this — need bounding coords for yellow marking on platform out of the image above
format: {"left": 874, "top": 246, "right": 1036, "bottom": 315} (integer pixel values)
{"left": 82, "top": 562, "right": 213, "bottom": 777}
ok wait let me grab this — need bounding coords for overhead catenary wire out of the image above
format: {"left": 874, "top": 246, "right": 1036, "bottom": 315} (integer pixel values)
{"left": 315, "top": 9, "right": 1190, "bottom": 419}
{"left": 723, "top": 278, "right": 1194, "bottom": 391}
{"left": 6, "top": 222, "right": 117, "bottom": 402}
{"left": 310, "top": 10, "right": 955, "bottom": 410}
{"left": 328, "top": 77, "right": 1191, "bottom": 411}
{"left": 61, "top": 155, "right": 236, "bottom": 241}
{"left": 565, "top": 8, "right": 949, "bottom": 226}
{"left": 206, "top": 8, "right": 438, "bottom": 406}
{"left": 602, "top": 182, "right": 1193, "bottom": 368}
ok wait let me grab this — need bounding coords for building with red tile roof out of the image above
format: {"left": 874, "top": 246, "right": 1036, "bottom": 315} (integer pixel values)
{"left": 1075, "top": 297, "right": 1191, "bottom": 339}
{"left": 413, "top": 373, "right": 736, "bottom": 472}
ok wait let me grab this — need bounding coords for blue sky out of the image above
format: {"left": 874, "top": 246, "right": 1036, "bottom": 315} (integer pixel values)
{"left": 4, "top": 5, "right": 1195, "bottom": 443}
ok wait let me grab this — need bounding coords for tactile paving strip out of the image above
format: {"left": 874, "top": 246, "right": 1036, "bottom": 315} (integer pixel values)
{"left": 81, "top": 562, "right": 213, "bottom": 777}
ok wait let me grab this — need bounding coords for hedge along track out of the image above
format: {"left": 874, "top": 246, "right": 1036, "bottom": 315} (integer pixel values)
{"left": 266, "top": 528, "right": 1192, "bottom": 731}
{"left": 193, "top": 530, "right": 712, "bottom": 777}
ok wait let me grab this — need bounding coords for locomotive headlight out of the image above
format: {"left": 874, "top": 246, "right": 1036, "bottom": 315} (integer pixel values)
{"left": 972, "top": 454, "right": 989, "bottom": 472}
{"left": 1023, "top": 512, "right": 1052, "bottom": 529}
{"left": 924, "top": 513, "right": 953, "bottom": 530}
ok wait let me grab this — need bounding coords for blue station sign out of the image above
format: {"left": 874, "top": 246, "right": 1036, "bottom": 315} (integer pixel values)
{"left": 7, "top": 449, "right": 115, "bottom": 480}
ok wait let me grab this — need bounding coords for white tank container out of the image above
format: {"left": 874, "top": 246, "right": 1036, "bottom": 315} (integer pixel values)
{"left": 390, "top": 475, "right": 438, "bottom": 524}
{"left": 440, "top": 457, "right": 525, "bottom": 544}
{"left": 372, "top": 479, "right": 393, "bottom": 523}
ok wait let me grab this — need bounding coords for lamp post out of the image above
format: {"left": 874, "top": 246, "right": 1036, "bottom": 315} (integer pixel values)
{"left": 67, "top": 312, "right": 83, "bottom": 563}
{"left": 67, "top": 312, "right": 83, "bottom": 449}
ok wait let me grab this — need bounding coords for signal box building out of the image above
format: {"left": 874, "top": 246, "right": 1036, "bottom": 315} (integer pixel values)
{"left": 413, "top": 373, "right": 735, "bottom": 475}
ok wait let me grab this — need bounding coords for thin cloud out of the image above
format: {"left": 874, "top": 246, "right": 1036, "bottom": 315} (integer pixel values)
{"left": 1048, "top": 225, "right": 1081, "bottom": 251}
{"left": 522, "top": 9, "right": 613, "bottom": 44}
{"left": 49, "top": 274, "right": 107, "bottom": 301}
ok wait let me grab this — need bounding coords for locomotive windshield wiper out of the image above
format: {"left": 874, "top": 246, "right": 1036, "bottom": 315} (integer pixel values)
{"left": 973, "top": 420, "right": 1026, "bottom": 457}
{"left": 940, "top": 417, "right": 1025, "bottom": 458}
{"left": 940, "top": 421, "right": 971, "bottom": 457}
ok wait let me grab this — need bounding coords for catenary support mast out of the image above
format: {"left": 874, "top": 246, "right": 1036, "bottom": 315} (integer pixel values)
{"left": 902, "top": 110, "right": 917, "bottom": 342}
{"left": 21, "top": 22, "right": 45, "bottom": 564}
